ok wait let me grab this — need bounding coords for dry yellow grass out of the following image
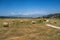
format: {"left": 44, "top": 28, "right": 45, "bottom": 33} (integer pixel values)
{"left": 0, "top": 18, "right": 60, "bottom": 40}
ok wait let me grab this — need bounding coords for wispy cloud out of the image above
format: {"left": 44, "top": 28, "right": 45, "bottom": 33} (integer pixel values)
{"left": 20, "top": 10, "right": 48, "bottom": 15}
{"left": 11, "top": 12, "right": 16, "bottom": 15}
{"left": 8, "top": 9, "right": 48, "bottom": 16}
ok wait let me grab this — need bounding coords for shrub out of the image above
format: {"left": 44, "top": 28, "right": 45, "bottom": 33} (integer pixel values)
{"left": 54, "top": 22, "right": 57, "bottom": 24}
{"left": 37, "top": 20, "right": 43, "bottom": 23}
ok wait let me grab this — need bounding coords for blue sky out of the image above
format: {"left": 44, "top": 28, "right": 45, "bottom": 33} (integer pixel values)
{"left": 0, "top": 0, "right": 60, "bottom": 16}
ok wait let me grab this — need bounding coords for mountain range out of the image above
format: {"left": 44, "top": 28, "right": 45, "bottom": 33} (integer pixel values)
{"left": 0, "top": 13, "right": 60, "bottom": 18}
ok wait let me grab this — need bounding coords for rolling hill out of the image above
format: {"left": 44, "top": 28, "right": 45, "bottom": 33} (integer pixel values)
{"left": 42, "top": 13, "right": 60, "bottom": 18}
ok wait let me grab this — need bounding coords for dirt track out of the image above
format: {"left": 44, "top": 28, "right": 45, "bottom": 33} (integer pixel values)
{"left": 46, "top": 24, "right": 60, "bottom": 29}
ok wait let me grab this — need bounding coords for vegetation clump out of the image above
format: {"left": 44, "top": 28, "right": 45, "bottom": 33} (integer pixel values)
{"left": 43, "top": 19, "right": 46, "bottom": 21}
{"left": 37, "top": 19, "right": 43, "bottom": 23}
{"left": 54, "top": 22, "right": 57, "bottom": 24}
{"left": 12, "top": 19, "right": 15, "bottom": 22}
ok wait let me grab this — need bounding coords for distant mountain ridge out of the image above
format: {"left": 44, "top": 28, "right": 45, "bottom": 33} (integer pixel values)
{"left": 0, "top": 13, "right": 60, "bottom": 18}
{"left": 42, "top": 13, "right": 60, "bottom": 18}
{"left": 13, "top": 14, "right": 44, "bottom": 18}
{"left": 0, "top": 14, "right": 44, "bottom": 18}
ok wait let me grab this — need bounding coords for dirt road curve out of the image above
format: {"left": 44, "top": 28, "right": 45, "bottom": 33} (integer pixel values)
{"left": 46, "top": 24, "right": 60, "bottom": 29}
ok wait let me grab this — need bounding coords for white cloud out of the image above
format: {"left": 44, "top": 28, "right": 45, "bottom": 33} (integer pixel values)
{"left": 22, "top": 10, "right": 48, "bottom": 15}
{"left": 10, "top": 12, "right": 22, "bottom": 15}
{"left": 8, "top": 9, "right": 48, "bottom": 16}
{"left": 11, "top": 12, "right": 16, "bottom": 15}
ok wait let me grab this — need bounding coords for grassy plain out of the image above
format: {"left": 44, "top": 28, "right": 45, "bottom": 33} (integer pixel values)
{"left": 0, "top": 18, "right": 60, "bottom": 40}
{"left": 47, "top": 18, "right": 60, "bottom": 26}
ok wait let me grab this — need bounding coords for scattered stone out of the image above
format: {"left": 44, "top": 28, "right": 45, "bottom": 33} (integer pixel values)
{"left": 3, "top": 22, "right": 9, "bottom": 27}
{"left": 31, "top": 21, "right": 36, "bottom": 24}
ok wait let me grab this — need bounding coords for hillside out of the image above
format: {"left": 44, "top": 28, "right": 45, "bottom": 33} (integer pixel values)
{"left": 43, "top": 13, "right": 60, "bottom": 18}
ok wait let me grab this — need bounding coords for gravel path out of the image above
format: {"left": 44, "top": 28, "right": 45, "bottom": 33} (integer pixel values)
{"left": 46, "top": 24, "right": 60, "bottom": 29}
